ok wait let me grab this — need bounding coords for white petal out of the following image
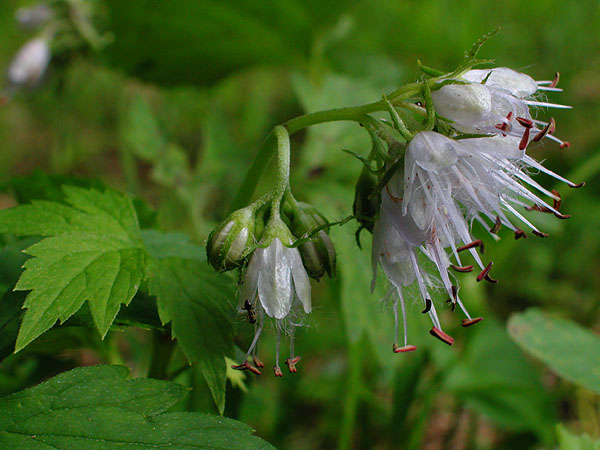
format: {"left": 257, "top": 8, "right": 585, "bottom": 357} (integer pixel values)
{"left": 431, "top": 83, "right": 492, "bottom": 125}
{"left": 407, "top": 132, "right": 459, "bottom": 173}
{"left": 257, "top": 239, "right": 293, "bottom": 319}
{"left": 239, "top": 248, "right": 262, "bottom": 311}
{"left": 287, "top": 246, "right": 312, "bottom": 313}
{"left": 463, "top": 67, "right": 538, "bottom": 98}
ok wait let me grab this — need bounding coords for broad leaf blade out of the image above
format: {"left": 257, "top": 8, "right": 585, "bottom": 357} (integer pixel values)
{"left": 508, "top": 309, "right": 600, "bottom": 393}
{"left": 0, "top": 365, "right": 276, "bottom": 450}
{"left": 0, "top": 187, "right": 147, "bottom": 350}
{"left": 146, "top": 231, "right": 236, "bottom": 414}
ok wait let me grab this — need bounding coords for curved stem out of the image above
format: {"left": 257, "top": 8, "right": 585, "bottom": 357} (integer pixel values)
{"left": 230, "top": 83, "right": 424, "bottom": 212}
{"left": 269, "top": 126, "right": 291, "bottom": 218}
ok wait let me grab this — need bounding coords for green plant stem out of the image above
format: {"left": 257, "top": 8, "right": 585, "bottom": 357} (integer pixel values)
{"left": 337, "top": 339, "right": 363, "bottom": 450}
{"left": 230, "top": 83, "right": 423, "bottom": 212}
{"left": 148, "top": 330, "right": 175, "bottom": 380}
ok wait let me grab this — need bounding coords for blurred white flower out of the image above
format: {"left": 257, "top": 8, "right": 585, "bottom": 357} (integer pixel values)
{"left": 15, "top": 4, "right": 54, "bottom": 30}
{"left": 7, "top": 37, "right": 51, "bottom": 88}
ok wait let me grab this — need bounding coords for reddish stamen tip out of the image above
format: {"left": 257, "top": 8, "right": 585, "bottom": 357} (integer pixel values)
{"left": 525, "top": 204, "right": 552, "bottom": 213}
{"left": 273, "top": 366, "right": 283, "bottom": 377}
{"left": 490, "top": 216, "right": 502, "bottom": 234}
{"left": 551, "top": 189, "right": 562, "bottom": 210}
{"left": 394, "top": 344, "right": 417, "bottom": 353}
{"left": 477, "top": 262, "right": 493, "bottom": 282}
{"left": 422, "top": 299, "right": 432, "bottom": 314}
{"left": 253, "top": 356, "right": 265, "bottom": 368}
{"left": 560, "top": 141, "right": 571, "bottom": 149}
{"left": 462, "top": 317, "right": 484, "bottom": 327}
{"left": 514, "top": 229, "right": 528, "bottom": 240}
{"left": 285, "top": 356, "right": 301, "bottom": 373}
{"left": 232, "top": 361, "right": 261, "bottom": 375}
{"left": 532, "top": 230, "right": 549, "bottom": 238}
{"left": 451, "top": 264, "right": 474, "bottom": 273}
{"left": 554, "top": 212, "right": 571, "bottom": 220}
{"left": 430, "top": 327, "right": 454, "bottom": 346}
{"left": 451, "top": 285, "right": 458, "bottom": 299}
{"left": 569, "top": 182, "right": 585, "bottom": 188}
{"left": 457, "top": 239, "right": 484, "bottom": 254}
{"left": 516, "top": 117, "right": 534, "bottom": 128}
{"left": 519, "top": 127, "right": 531, "bottom": 150}
{"left": 550, "top": 72, "right": 560, "bottom": 88}
{"left": 485, "top": 274, "right": 498, "bottom": 284}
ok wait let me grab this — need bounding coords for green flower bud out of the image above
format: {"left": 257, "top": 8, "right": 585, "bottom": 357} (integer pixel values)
{"left": 207, "top": 207, "right": 255, "bottom": 271}
{"left": 283, "top": 200, "right": 336, "bottom": 279}
{"left": 353, "top": 165, "right": 380, "bottom": 233}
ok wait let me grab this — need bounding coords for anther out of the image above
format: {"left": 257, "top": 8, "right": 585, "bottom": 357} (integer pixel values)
{"left": 285, "top": 356, "right": 301, "bottom": 373}
{"left": 451, "top": 264, "right": 474, "bottom": 273}
{"left": 525, "top": 204, "right": 552, "bottom": 213}
{"left": 514, "top": 229, "right": 528, "bottom": 240}
{"left": 490, "top": 216, "right": 502, "bottom": 234}
{"left": 533, "top": 118, "right": 556, "bottom": 142}
{"left": 430, "top": 327, "right": 455, "bottom": 346}
{"left": 485, "top": 273, "right": 498, "bottom": 284}
{"left": 461, "top": 317, "right": 484, "bottom": 327}
{"left": 560, "top": 141, "right": 571, "bottom": 149}
{"left": 532, "top": 230, "right": 549, "bottom": 238}
{"left": 550, "top": 72, "right": 560, "bottom": 88}
{"left": 273, "top": 366, "right": 283, "bottom": 377}
{"left": 519, "top": 127, "right": 531, "bottom": 150}
{"left": 476, "top": 262, "right": 493, "bottom": 282}
{"left": 516, "top": 117, "right": 534, "bottom": 128}
{"left": 457, "top": 240, "right": 484, "bottom": 254}
{"left": 445, "top": 299, "right": 457, "bottom": 312}
{"left": 232, "top": 361, "right": 261, "bottom": 376}
{"left": 422, "top": 299, "right": 432, "bottom": 314}
{"left": 451, "top": 285, "right": 458, "bottom": 299}
{"left": 569, "top": 182, "right": 585, "bottom": 189}
{"left": 393, "top": 343, "right": 417, "bottom": 353}
{"left": 253, "top": 356, "right": 265, "bottom": 368}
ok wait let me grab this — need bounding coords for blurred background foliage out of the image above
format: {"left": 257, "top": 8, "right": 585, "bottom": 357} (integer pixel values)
{"left": 0, "top": 0, "right": 599, "bottom": 449}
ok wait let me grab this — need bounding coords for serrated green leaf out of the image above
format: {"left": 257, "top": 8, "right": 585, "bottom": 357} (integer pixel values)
{"left": 557, "top": 424, "right": 600, "bottom": 450}
{"left": 0, "top": 365, "right": 276, "bottom": 450}
{"left": 146, "top": 231, "right": 235, "bottom": 414}
{"left": 0, "top": 187, "right": 147, "bottom": 351}
{"left": 508, "top": 309, "right": 600, "bottom": 393}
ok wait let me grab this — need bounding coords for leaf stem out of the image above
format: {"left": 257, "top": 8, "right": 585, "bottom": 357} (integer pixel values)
{"left": 148, "top": 330, "right": 175, "bottom": 380}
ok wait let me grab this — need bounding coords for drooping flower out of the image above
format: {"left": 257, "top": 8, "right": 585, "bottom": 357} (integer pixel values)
{"left": 372, "top": 123, "right": 583, "bottom": 350}
{"left": 432, "top": 67, "right": 571, "bottom": 149}
{"left": 7, "top": 37, "right": 51, "bottom": 88}
{"left": 234, "top": 233, "right": 311, "bottom": 376}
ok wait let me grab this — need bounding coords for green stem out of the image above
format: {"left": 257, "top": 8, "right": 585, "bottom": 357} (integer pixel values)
{"left": 337, "top": 339, "right": 363, "bottom": 450}
{"left": 148, "top": 330, "right": 175, "bottom": 380}
{"left": 230, "top": 83, "right": 424, "bottom": 212}
{"left": 271, "top": 126, "right": 291, "bottom": 215}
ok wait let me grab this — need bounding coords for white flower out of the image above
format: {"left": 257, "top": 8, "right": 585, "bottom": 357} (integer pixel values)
{"left": 242, "top": 238, "right": 311, "bottom": 320}
{"left": 8, "top": 37, "right": 51, "bottom": 87}
{"left": 234, "top": 237, "right": 311, "bottom": 376}
{"left": 432, "top": 67, "right": 571, "bottom": 149}
{"left": 15, "top": 4, "right": 54, "bottom": 30}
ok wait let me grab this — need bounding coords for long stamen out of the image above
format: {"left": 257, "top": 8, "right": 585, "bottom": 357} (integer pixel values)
{"left": 273, "top": 323, "right": 283, "bottom": 377}
{"left": 522, "top": 155, "right": 585, "bottom": 188}
{"left": 285, "top": 326, "right": 301, "bottom": 373}
{"left": 523, "top": 100, "right": 572, "bottom": 109}
{"left": 393, "top": 289, "right": 417, "bottom": 353}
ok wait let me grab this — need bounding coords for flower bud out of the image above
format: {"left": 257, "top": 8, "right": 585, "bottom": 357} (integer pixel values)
{"left": 431, "top": 83, "right": 492, "bottom": 126}
{"left": 8, "top": 37, "right": 51, "bottom": 87}
{"left": 353, "top": 165, "right": 380, "bottom": 233}
{"left": 207, "top": 207, "right": 255, "bottom": 271}
{"left": 283, "top": 201, "right": 336, "bottom": 279}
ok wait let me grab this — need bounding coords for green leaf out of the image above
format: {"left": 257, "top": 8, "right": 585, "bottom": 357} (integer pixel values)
{"left": 557, "top": 424, "right": 600, "bottom": 450}
{"left": 145, "top": 231, "right": 235, "bottom": 414}
{"left": 508, "top": 309, "right": 600, "bottom": 393}
{"left": 444, "top": 319, "right": 555, "bottom": 442}
{"left": 0, "top": 186, "right": 147, "bottom": 351}
{"left": 0, "top": 365, "right": 277, "bottom": 450}
{"left": 121, "top": 94, "right": 166, "bottom": 161}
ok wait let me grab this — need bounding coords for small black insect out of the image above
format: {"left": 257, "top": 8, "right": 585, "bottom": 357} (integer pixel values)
{"left": 243, "top": 299, "right": 256, "bottom": 324}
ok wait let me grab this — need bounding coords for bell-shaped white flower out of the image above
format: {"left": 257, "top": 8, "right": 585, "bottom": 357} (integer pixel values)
{"left": 7, "top": 37, "right": 51, "bottom": 87}
{"left": 234, "top": 231, "right": 311, "bottom": 376}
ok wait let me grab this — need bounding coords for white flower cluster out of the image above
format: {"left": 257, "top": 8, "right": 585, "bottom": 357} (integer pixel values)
{"left": 372, "top": 67, "right": 583, "bottom": 351}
